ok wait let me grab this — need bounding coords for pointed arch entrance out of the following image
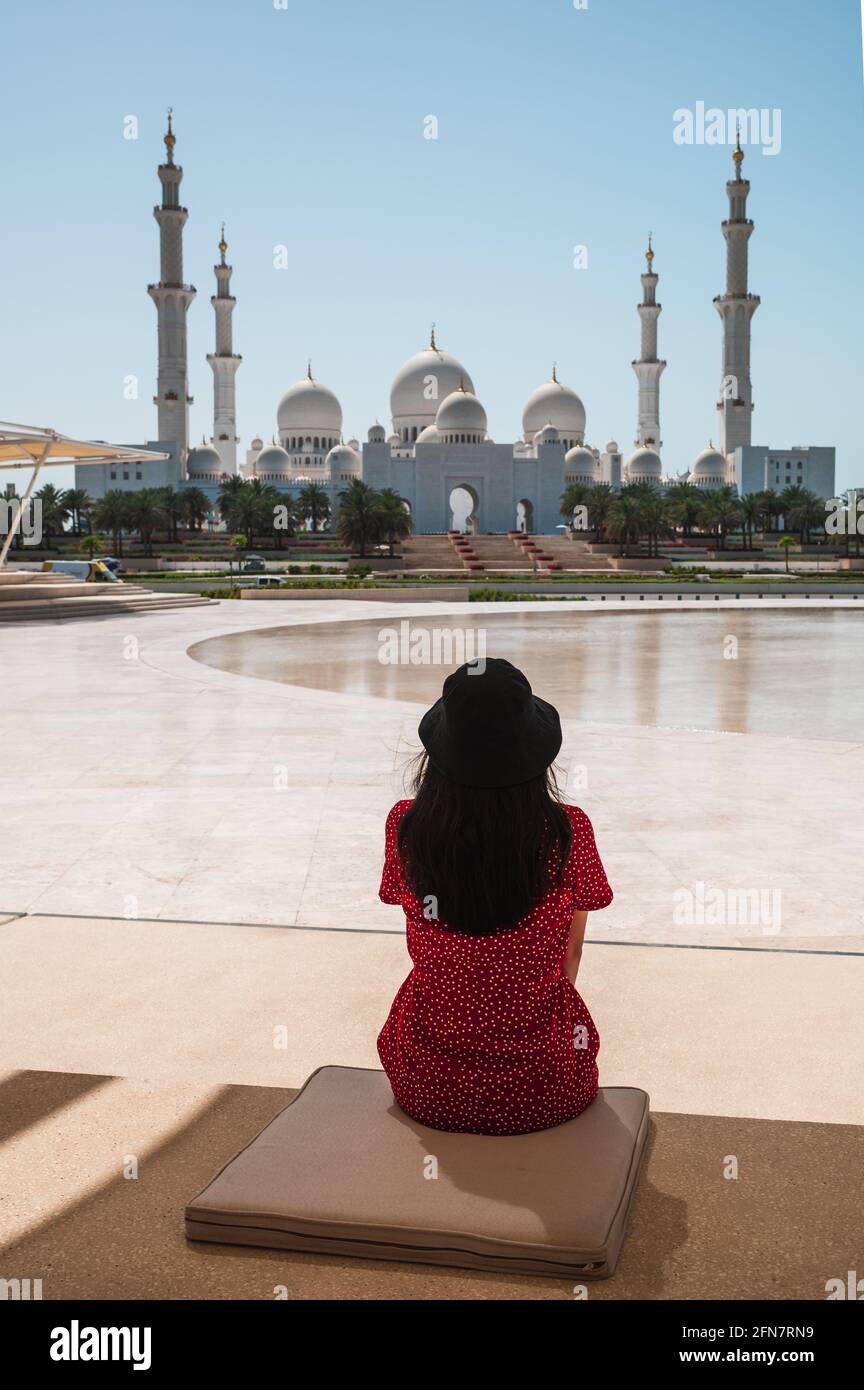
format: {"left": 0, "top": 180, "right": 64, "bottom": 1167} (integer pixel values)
{"left": 448, "top": 484, "right": 479, "bottom": 534}
{"left": 516, "top": 498, "right": 534, "bottom": 533}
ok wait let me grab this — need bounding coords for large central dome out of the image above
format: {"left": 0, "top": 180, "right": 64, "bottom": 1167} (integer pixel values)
{"left": 390, "top": 331, "right": 475, "bottom": 442}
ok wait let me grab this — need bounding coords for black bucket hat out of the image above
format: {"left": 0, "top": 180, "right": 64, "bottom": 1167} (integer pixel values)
{"left": 418, "top": 657, "right": 562, "bottom": 788}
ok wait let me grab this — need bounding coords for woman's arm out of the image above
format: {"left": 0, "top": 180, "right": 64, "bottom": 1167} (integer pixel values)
{"left": 563, "top": 909, "right": 589, "bottom": 983}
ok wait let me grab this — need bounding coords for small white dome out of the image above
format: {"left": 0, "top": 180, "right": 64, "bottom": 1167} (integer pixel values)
{"left": 277, "top": 371, "right": 343, "bottom": 434}
{"left": 565, "top": 445, "right": 598, "bottom": 476}
{"left": 186, "top": 444, "right": 223, "bottom": 477}
{"left": 436, "top": 387, "right": 487, "bottom": 439}
{"left": 522, "top": 374, "right": 586, "bottom": 441}
{"left": 250, "top": 436, "right": 264, "bottom": 450}
{"left": 326, "top": 443, "right": 361, "bottom": 476}
{"left": 626, "top": 447, "right": 662, "bottom": 479}
{"left": 416, "top": 424, "right": 441, "bottom": 443}
{"left": 255, "top": 445, "right": 292, "bottom": 474}
{"left": 605, "top": 440, "right": 619, "bottom": 454}
{"left": 534, "top": 422, "right": 561, "bottom": 445}
{"left": 367, "top": 422, "right": 386, "bottom": 442}
{"left": 390, "top": 341, "right": 474, "bottom": 431}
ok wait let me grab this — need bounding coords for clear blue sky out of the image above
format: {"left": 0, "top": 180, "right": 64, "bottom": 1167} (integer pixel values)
{"left": 3, "top": 0, "right": 862, "bottom": 489}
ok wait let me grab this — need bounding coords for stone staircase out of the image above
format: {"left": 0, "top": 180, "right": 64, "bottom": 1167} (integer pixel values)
{"left": 446, "top": 533, "right": 618, "bottom": 574}
{"left": 396, "top": 532, "right": 614, "bottom": 574}
{"left": 459, "top": 535, "right": 536, "bottom": 572}
{"left": 0, "top": 569, "right": 217, "bottom": 623}
{"left": 397, "top": 536, "right": 463, "bottom": 573}
{"left": 389, "top": 533, "right": 662, "bottom": 575}
{"left": 529, "top": 536, "right": 617, "bottom": 571}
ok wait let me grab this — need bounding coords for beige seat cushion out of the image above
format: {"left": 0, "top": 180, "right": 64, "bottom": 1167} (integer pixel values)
{"left": 186, "top": 1066, "right": 650, "bottom": 1279}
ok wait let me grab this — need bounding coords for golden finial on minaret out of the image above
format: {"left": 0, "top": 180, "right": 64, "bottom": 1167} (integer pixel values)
{"left": 646, "top": 232, "right": 655, "bottom": 269}
{"left": 732, "top": 124, "right": 744, "bottom": 171}
{"left": 551, "top": 362, "right": 558, "bottom": 384}
{"left": 164, "top": 107, "right": 176, "bottom": 155}
{"left": 306, "top": 360, "right": 313, "bottom": 381}
{"left": 218, "top": 223, "right": 227, "bottom": 261}
{"left": 430, "top": 322, "right": 437, "bottom": 350}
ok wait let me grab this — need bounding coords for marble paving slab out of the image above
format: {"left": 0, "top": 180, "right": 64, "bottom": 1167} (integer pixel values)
{"left": 0, "top": 599, "right": 860, "bottom": 945}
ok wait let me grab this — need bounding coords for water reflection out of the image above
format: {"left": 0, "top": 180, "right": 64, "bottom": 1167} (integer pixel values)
{"left": 188, "top": 610, "right": 863, "bottom": 741}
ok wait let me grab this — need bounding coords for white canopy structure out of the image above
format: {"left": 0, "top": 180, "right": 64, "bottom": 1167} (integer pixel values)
{"left": 0, "top": 422, "right": 167, "bottom": 566}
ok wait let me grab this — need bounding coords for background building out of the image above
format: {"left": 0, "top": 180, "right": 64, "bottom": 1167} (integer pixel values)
{"left": 732, "top": 446, "right": 836, "bottom": 499}
{"left": 77, "top": 120, "right": 835, "bottom": 531}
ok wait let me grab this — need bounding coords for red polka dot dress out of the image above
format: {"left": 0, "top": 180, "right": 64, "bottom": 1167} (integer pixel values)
{"left": 376, "top": 800, "right": 613, "bottom": 1136}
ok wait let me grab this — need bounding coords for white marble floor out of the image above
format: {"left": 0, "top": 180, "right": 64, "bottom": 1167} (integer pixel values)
{"left": 1, "top": 598, "right": 862, "bottom": 947}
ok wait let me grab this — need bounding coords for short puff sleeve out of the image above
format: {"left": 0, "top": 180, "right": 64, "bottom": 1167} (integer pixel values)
{"left": 378, "top": 800, "right": 411, "bottom": 905}
{"left": 563, "top": 806, "right": 613, "bottom": 912}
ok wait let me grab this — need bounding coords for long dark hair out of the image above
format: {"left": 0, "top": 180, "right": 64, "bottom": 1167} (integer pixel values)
{"left": 396, "top": 754, "right": 573, "bottom": 936}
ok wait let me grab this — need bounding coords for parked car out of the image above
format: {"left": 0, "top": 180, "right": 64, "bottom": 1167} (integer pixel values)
{"left": 255, "top": 575, "right": 285, "bottom": 587}
{"left": 241, "top": 555, "right": 267, "bottom": 573}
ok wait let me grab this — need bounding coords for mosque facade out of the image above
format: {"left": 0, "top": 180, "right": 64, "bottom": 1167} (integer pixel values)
{"left": 76, "top": 118, "right": 835, "bottom": 530}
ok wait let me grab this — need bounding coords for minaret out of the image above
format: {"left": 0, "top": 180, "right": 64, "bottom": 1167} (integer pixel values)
{"left": 714, "top": 130, "right": 759, "bottom": 457}
{"left": 631, "top": 234, "right": 666, "bottom": 451}
{"left": 206, "top": 226, "right": 241, "bottom": 474}
{"left": 147, "top": 110, "right": 196, "bottom": 460}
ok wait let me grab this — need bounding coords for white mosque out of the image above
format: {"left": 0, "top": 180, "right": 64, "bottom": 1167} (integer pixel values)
{"left": 77, "top": 115, "right": 834, "bottom": 532}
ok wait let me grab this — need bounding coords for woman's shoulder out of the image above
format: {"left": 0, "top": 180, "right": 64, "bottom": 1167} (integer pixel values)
{"left": 561, "top": 803, "right": 594, "bottom": 832}
{"left": 384, "top": 799, "right": 413, "bottom": 843}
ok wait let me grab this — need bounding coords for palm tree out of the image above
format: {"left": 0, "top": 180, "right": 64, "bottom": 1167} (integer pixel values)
{"left": 33, "top": 483, "right": 71, "bottom": 549}
{"left": 92, "top": 490, "right": 133, "bottom": 557}
{"left": 252, "top": 479, "right": 282, "bottom": 546}
{"left": 128, "top": 489, "right": 165, "bottom": 558}
{"left": 777, "top": 535, "right": 796, "bottom": 572}
{"left": 79, "top": 533, "right": 104, "bottom": 559}
{"left": 635, "top": 490, "right": 670, "bottom": 558}
{"left": 269, "top": 493, "right": 297, "bottom": 549}
{"left": 560, "top": 481, "right": 615, "bottom": 542}
{"left": 297, "top": 482, "right": 331, "bottom": 534}
{"left": 782, "top": 487, "right": 824, "bottom": 546}
{"left": 376, "top": 488, "right": 413, "bottom": 557}
{"left": 698, "top": 486, "right": 743, "bottom": 552}
{"left": 738, "top": 493, "right": 764, "bottom": 551}
{"left": 617, "top": 483, "right": 645, "bottom": 549}
{"left": 585, "top": 483, "right": 615, "bottom": 542}
{"left": 156, "top": 486, "right": 186, "bottom": 544}
{"left": 754, "top": 488, "right": 783, "bottom": 534}
{"left": 228, "top": 534, "right": 247, "bottom": 587}
{"left": 664, "top": 482, "right": 703, "bottom": 539}
{"left": 338, "top": 479, "right": 381, "bottom": 557}
{"left": 217, "top": 474, "right": 248, "bottom": 526}
{"left": 606, "top": 495, "right": 641, "bottom": 557}
{"left": 560, "top": 482, "right": 591, "bottom": 531}
{"left": 181, "top": 487, "right": 212, "bottom": 533}
{"left": 219, "top": 479, "right": 279, "bottom": 547}
{"left": 64, "top": 487, "right": 93, "bottom": 535}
